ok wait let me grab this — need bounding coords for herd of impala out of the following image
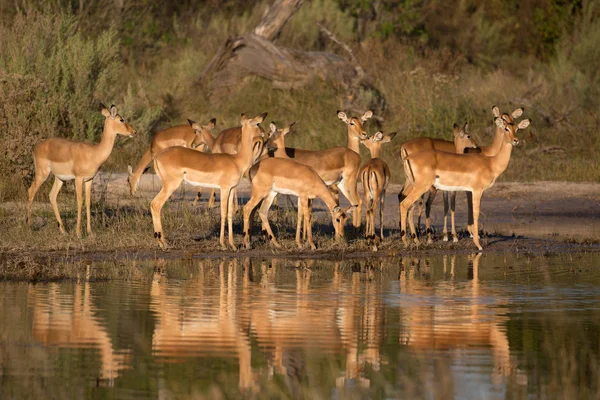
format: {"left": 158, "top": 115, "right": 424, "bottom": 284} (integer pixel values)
{"left": 26, "top": 103, "right": 531, "bottom": 251}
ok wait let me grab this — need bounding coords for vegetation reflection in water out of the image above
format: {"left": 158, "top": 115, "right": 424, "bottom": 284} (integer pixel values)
{"left": 1, "top": 253, "right": 599, "bottom": 399}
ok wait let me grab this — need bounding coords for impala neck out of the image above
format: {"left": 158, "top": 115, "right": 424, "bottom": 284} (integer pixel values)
{"left": 347, "top": 134, "right": 360, "bottom": 154}
{"left": 234, "top": 126, "right": 255, "bottom": 172}
{"left": 94, "top": 123, "right": 119, "bottom": 165}
{"left": 321, "top": 188, "right": 340, "bottom": 214}
{"left": 369, "top": 146, "right": 381, "bottom": 159}
{"left": 482, "top": 127, "right": 505, "bottom": 156}
{"left": 490, "top": 139, "right": 515, "bottom": 177}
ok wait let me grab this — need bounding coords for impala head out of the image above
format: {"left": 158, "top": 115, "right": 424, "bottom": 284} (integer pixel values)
{"left": 188, "top": 118, "right": 216, "bottom": 152}
{"left": 100, "top": 104, "right": 136, "bottom": 137}
{"left": 240, "top": 112, "right": 268, "bottom": 141}
{"left": 453, "top": 122, "right": 478, "bottom": 153}
{"left": 337, "top": 110, "right": 372, "bottom": 140}
{"left": 266, "top": 121, "right": 295, "bottom": 151}
{"left": 360, "top": 130, "right": 396, "bottom": 157}
{"left": 494, "top": 117, "right": 531, "bottom": 146}
{"left": 331, "top": 205, "right": 356, "bottom": 240}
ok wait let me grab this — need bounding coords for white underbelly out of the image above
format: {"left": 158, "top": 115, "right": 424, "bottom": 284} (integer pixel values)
{"left": 54, "top": 174, "right": 75, "bottom": 181}
{"left": 183, "top": 178, "right": 220, "bottom": 189}
{"left": 273, "top": 185, "right": 299, "bottom": 196}
{"left": 433, "top": 178, "right": 471, "bottom": 192}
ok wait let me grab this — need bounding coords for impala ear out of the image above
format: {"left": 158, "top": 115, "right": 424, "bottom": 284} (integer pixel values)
{"left": 109, "top": 105, "right": 118, "bottom": 119}
{"left": 337, "top": 110, "right": 349, "bottom": 124}
{"left": 127, "top": 165, "right": 133, "bottom": 175}
{"left": 373, "top": 131, "right": 384, "bottom": 142}
{"left": 382, "top": 132, "right": 397, "bottom": 143}
{"left": 501, "top": 113, "right": 512, "bottom": 123}
{"left": 511, "top": 108, "right": 524, "bottom": 119}
{"left": 463, "top": 121, "right": 469, "bottom": 133}
{"left": 492, "top": 105, "right": 500, "bottom": 118}
{"left": 100, "top": 103, "right": 110, "bottom": 117}
{"left": 284, "top": 121, "right": 296, "bottom": 134}
{"left": 333, "top": 206, "right": 341, "bottom": 213}
{"left": 343, "top": 205, "right": 357, "bottom": 214}
{"left": 517, "top": 119, "right": 531, "bottom": 130}
{"left": 254, "top": 112, "right": 268, "bottom": 125}
{"left": 361, "top": 110, "right": 374, "bottom": 122}
{"left": 240, "top": 113, "right": 247, "bottom": 124}
{"left": 207, "top": 118, "right": 216, "bottom": 130}
{"left": 494, "top": 117, "right": 506, "bottom": 129}
{"left": 453, "top": 123, "right": 460, "bottom": 136}
{"left": 269, "top": 122, "right": 277, "bottom": 136}
{"left": 188, "top": 119, "right": 202, "bottom": 131}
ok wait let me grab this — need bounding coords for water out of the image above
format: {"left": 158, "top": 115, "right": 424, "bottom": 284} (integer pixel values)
{"left": 1, "top": 253, "right": 599, "bottom": 399}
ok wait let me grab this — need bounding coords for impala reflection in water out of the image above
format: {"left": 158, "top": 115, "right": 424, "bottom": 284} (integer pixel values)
{"left": 5, "top": 253, "right": 598, "bottom": 398}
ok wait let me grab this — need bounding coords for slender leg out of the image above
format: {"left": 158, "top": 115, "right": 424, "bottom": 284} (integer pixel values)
{"left": 300, "top": 197, "right": 315, "bottom": 249}
{"left": 425, "top": 187, "right": 438, "bottom": 243}
{"left": 450, "top": 191, "right": 458, "bottom": 242}
{"left": 219, "top": 187, "right": 231, "bottom": 249}
{"left": 416, "top": 193, "right": 424, "bottom": 232}
{"left": 371, "top": 189, "right": 380, "bottom": 242}
{"left": 227, "top": 188, "right": 237, "bottom": 250}
{"left": 27, "top": 160, "right": 50, "bottom": 226}
{"left": 362, "top": 174, "right": 371, "bottom": 239}
{"left": 407, "top": 204, "right": 420, "bottom": 244}
{"left": 258, "top": 192, "right": 280, "bottom": 248}
{"left": 338, "top": 176, "right": 362, "bottom": 229}
{"left": 207, "top": 189, "right": 216, "bottom": 209}
{"left": 303, "top": 198, "right": 313, "bottom": 241}
{"left": 192, "top": 189, "right": 202, "bottom": 207}
{"left": 48, "top": 178, "right": 65, "bottom": 234}
{"left": 84, "top": 180, "right": 93, "bottom": 235}
{"left": 466, "top": 191, "right": 474, "bottom": 238}
{"left": 400, "top": 185, "right": 428, "bottom": 246}
{"left": 243, "top": 193, "right": 265, "bottom": 249}
{"left": 75, "top": 177, "right": 84, "bottom": 238}
{"left": 471, "top": 191, "right": 483, "bottom": 250}
{"left": 379, "top": 189, "right": 385, "bottom": 240}
{"left": 128, "top": 147, "right": 152, "bottom": 195}
{"left": 296, "top": 197, "right": 303, "bottom": 248}
{"left": 150, "top": 179, "right": 180, "bottom": 249}
{"left": 442, "top": 191, "right": 450, "bottom": 242}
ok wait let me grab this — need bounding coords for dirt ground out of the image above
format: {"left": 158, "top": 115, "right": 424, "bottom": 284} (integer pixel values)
{"left": 6, "top": 172, "right": 599, "bottom": 267}
{"left": 113, "top": 172, "right": 600, "bottom": 239}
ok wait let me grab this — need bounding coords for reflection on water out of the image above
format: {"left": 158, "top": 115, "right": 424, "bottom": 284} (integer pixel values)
{"left": 1, "top": 253, "right": 599, "bottom": 399}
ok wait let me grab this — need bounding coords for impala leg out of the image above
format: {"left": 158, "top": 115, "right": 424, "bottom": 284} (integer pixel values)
{"left": 301, "top": 197, "right": 316, "bottom": 250}
{"left": 231, "top": 189, "right": 239, "bottom": 213}
{"left": 400, "top": 185, "right": 427, "bottom": 246}
{"left": 84, "top": 180, "right": 93, "bottom": 235}
{"left": 258, "top": 192, "right": 280, "bottom": 249}
{"left": 303, "top": 198, "right": 313, "bottom": 241}
{"left": 128, "top": 147, "right": 152, "bottom": 196}
{"left": 227, "top": 188, "right": 237, "bottom": 250}
{"left": 471, "top": 191, "right": 483, "bottom": 251}
{"left": 450, "top": 191, "right": 458, "bottom": 242}
{"left": 27, "top": 161, "right": 50, "bottom": 226}
{"left": 416, "top": 193, "right": 424, "bottom": 232}
{"left": 296, "top": 197, "right": 303, "bottom": 248}
{"left": 442, "top": 191, "right": 450, "bottom": 242}
{"left": 466, "top": 191, "right": 474, "bottom": 238}
{"left": 371, "top": 189, "right": 381, "bottom": 242}
{"left": 407, "top": 205, "right": 420, "bottom": 245}
{"left": 48, "top": 177, "right": 65, "bottom": 234}
{"left": 207, "top": 189, "right": 216, "bottom": 209}
{"left": 338, "top": 177, "right": 362, "bottom": 229}
{"left": 219, "top": 187, "right": 231, "bottom": 250}
{"left": 243, "top": 193, "right": 264, "bottom": 249}
{"left": 379, "top": 189, "right": 385, "bottom": 240}
{"left": 75, "top": 177, "right": 84, "bottom": 238}
{"left": 192, "top": 189, "right": 202, "bottom": 207}
{"left": 151, "top": 181, "right": 179, "bottom": 249}
{"left": 362, "top": 175, "right": 369, "bottom": 238}
{"left": 425, "top": 187, "right": 437, "bottom": 243}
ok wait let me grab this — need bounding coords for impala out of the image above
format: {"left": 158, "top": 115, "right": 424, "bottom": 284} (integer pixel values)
{"left": 150, "top": 112, "right": 267, "bottom": 250}
{"left": 409, "top": 123, "right": 478, "bottom": 243}
{"left": 27, "top": 104, "right": 136, "bottom": 237}
{"left": 127, "top": 118, "right": 216, "bottom": 195}
{"left": 359, "top": 131, "right": 396, "bottom": 241}
{"left": 195, "top": 123, "right": 267, "bottom": 208}
{"left": 399, "top": 117, "right": 531, "bottom": 250}
{"left": 400, "top": 106, "right": 524, "bottom": 240}
{"left": 259, "top": 110, "right": 371, "bottom": 229}
{"left": 242, "top": 157, "right": 355, "bottom": 250}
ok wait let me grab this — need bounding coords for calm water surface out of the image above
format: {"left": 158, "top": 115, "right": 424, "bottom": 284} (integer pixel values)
{"left": 1, "top": 253, "right": 599, "bottom": 399}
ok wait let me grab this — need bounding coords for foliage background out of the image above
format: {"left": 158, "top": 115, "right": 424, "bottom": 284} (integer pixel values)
{"left": 1, "top": 0, "right": 599, "bottom": 201}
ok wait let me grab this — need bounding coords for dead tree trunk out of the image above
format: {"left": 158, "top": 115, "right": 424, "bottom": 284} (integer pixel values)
{"left": 199, "top": 0, "right": 386, "bottom": 118}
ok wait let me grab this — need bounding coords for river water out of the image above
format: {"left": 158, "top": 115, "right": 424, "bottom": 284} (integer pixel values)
{"left": 1, "top": 253, "right": 599, "bottom": 399}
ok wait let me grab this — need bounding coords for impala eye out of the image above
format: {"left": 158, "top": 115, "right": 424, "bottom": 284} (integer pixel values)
{"left": 350, "top": 122, "right": 355, "bottom": 126}
{"left": 336, "top": 218, "right": 340, "bottom": 223}
{"left": 120, "top": 118, "right": 125, "bottom": 123}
